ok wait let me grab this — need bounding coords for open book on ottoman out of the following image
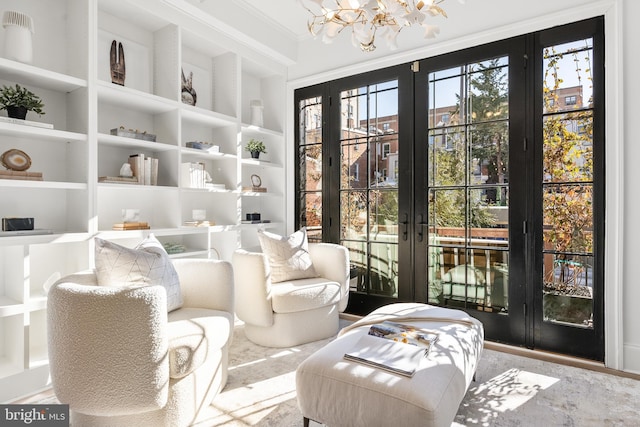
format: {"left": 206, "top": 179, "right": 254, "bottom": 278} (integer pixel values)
{"left": 344, "top": 321, "right": 439, "bottom": 377}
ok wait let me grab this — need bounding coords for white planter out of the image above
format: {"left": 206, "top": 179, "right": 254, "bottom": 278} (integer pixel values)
{"left": 2, "top": 11, "right": 34, "bottom": 64}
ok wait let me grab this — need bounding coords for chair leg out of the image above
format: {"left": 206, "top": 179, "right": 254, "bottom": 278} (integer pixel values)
{"left": 303, "top": 417, "right": 310, "bottom": 427}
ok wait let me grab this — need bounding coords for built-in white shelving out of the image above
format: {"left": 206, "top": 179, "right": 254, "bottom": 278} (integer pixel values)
{"left": 0, "top": 0, "right": 287, "bottom": 402}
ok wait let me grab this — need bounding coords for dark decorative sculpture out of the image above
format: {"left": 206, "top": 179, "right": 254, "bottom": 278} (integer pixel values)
{"left": 110, "top": 40, "right": 125, "bottom": 86}
{"left": 181, "top": 68, "right": 197, "bottom": 106}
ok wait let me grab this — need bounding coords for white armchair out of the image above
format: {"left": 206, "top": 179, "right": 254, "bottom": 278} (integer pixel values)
{"left": 47, "top": 258, "right": 234, "bottom": 427}
{"left": 233, "top": 243, "right": 349, "bottom": 347}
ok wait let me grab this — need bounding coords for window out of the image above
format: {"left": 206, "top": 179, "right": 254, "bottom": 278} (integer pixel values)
{"left": 565, "top": 95, "right": 577, "bottom": 105}
{"left": 382, "top": 142, "right": 391, "bottom": 159}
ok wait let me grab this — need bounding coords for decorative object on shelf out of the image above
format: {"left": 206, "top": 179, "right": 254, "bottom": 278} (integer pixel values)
{"left": 1, "top": 148, "right": 31, "bottom": 171}
{"left": 192, "top": 209, "right": 207, "bottom": 221}
{"left": 300, "top": 0, "right": 454, "bottom": 52}
{"left": 181, "top": 68, "right": 197, "bottom": 106}
{"left": 245, "top": 138, "right": 266, "bottom": 159}
{"left": 250, "top": 173, "right": 262, "bottom": 188}
{"left": 110, "top": 40, "right": 125, "bottom": 85}
{"left": 119, "top": 162, "right": 133, "bottom": 177}
{"left": 111, "top": 126, "right": 156, "bottom": 142}
{"left": 163, "top": 242, "right": 186, "bottom": 254}
{"left": 121, "top": 208, "right": 140, "bottom": 222}
{"left": 2, "top": 10, "right": 34, "bottom": 63}
{"left": 2, "top": 217, "right": 34, "bottom": 231}
{"left": 250, "top": 99, "right": 264, "bottom": 127}
{"left": 246, "top": 212, "right": 261, "bottom": 221}
{"left": 185, "top": 141, "right": 219, "bottom": 152}
{"left": 183, "top": 219, "right": 215, "bottom": 227}
{"left": 0, "top": 84, "right": 45, "bottom": 119}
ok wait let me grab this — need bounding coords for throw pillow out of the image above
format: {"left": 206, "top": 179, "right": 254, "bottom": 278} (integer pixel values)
{"left": 257, "top": 227, "right": 318, "bottom": 283}
{"left": 95, "top": 234, "right": 183, "bottom": 312}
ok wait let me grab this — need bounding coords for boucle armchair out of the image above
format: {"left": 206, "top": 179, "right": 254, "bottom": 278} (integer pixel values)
{"left": 47, "top": 258, "right": 234, "bottom": 427}
{"left": 232, "top": 242, "right": 349, "bottom": 347}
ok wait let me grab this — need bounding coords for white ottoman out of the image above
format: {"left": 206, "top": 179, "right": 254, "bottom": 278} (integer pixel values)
{"left": 296, "top": 303, "right": 484, "bottom": 427}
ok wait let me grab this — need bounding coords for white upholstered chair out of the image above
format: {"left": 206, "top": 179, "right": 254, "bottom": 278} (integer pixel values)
{"left": 47, "top": 258, "right": 234, "bottom": 427}
{"left": 232, "top": 241, "right": 349, "bottom": 347}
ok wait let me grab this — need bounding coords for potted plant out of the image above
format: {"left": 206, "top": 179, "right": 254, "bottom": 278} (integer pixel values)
{"left": 0, "top": 84, "right": 45, "bottom": 120}
{"left": 245, "top": 138, "right": 266, "bottom": 159}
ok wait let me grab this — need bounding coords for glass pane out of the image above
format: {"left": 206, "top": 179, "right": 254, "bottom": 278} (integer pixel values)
{"left": 341, "top": 89, "right": 365, "bottom": 131}
{"left": 429, "top": 75, "right": 464, "bottom": 124}
{"left": 470, "top": 121, "right": 509, "bottom": 189}
{"left": 369, "top": 190, "right": 398, "bottom": 239}
{"left": 543, "top": 253, "right": 594, "bottom": 327}
{"left": 301, "top": 145, "right": 322, "bottom": 191}
{"left": 299, "top": 96, "right": 322, "bottom": 145}
{"left": 343, "top": 240, "right": 367, "bottom": 292}
{"left": 341, "top": 191, "right": 367, "bottom": 241}
{"left": 371, "top": 136, "right": 398, "bottom": 188}
{"left": 341, "top": 139, "right": 367, "bottom": 189}
{"left": 543, "top": 185, "right": 593, "bottom": 254}
{"left": 429, "top": 126, "right": 466, "bottom": 187}
{"left": 543, "top": 39, "right": 594, "bottom": 114}
{"left": 543, "top": 111, "right": 593, "bottom": 183}
{"left": 429, "top": 189, "right": 466, "bottom": 234}
{"left": 299, "top": 191, "right": 322, "bottom": 234}
{"left": 469, "top": 59, "right": 509, "bottom": 123}
{"left": 468, "top": 188, "right": 509, "bottom": 244}
{"left": 369, "top": 241, "right": 398, "bottom": 297}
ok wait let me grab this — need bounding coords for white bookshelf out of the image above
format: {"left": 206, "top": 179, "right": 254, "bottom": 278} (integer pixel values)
{"left": 0, "top": 0, "right": 286, "bottom": 402}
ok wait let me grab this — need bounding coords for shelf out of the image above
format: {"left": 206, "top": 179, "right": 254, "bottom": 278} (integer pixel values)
{"left": 98, "top": 132, "right": 178, "bottom": 152}
{"left": 180, "top": 147, "right": 237, "bottom": 160}
{"left": 182, "top": 106, "right": 237, "bottom": 128}
{"left": 0, "top": 297, "right": 23, "bottom": 317}
{"left": 97, "top": 81, "right": 177, "bottom": 114}
{"left": 0, "top": 122, "right": 87, "bottom": 141}
{"left": 0, "top": 180, "right": 88, "bottom": 190}
{"left": 241, "top": 158, "right": 283, "bottom": 169}
{"left": 241, "top": 123, "right": 284, "bottom": 138}
{"left": 0, "top": 57, "right": 87, "bottom": 92}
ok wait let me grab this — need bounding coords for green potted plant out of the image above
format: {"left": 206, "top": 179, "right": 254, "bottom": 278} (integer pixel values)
{"left": 0, "top": 84, "right": 45, "bottom": 120}
{"left": 245, "top": 138, "right": 266, "bottom": 159}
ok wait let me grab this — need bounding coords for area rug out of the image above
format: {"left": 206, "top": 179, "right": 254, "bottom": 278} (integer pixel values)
{"left": 194, "top": 319, "right": 639, "bottom": 427}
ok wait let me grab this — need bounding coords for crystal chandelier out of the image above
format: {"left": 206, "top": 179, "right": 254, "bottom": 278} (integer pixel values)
{"left": 301, "top": 0, "right": 459, "bottom": 52}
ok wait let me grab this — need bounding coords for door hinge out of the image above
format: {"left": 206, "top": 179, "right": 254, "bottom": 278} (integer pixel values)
{"left": 523, "top": 220, "right": 528, "bottom": 234}
{"left": 411, "top": 61, "right": 420, "bottom": 72}
{"left": 523, "top": 54, "right": 528, "bottom": 69}
{"left": 329, "top": 156, "right": 332, "bottom": 167}
{"left": 523, "top": 303, "right": 527, "bottom": 317}
{"left": 329, "top": 217, "right": 332, "bottom": 226}
{"left": 523, "top": 137, "right": 528, "bottom": 151}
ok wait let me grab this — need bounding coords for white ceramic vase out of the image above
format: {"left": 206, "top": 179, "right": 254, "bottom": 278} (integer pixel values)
{"left": 250, "top": 99, "right": 264, "bottom": 127}
{"left": 2, "top": 11, "right": 34, "bottom": 64}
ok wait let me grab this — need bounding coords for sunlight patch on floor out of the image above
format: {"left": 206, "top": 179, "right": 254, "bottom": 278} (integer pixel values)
{"left": 472, "top": 368, "right": 559, "bottom": 412}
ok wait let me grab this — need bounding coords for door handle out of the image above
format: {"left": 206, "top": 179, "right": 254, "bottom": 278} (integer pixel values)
{"left": 400, "top": 213, "right": 408, "bottom": 241}
{"left": 416, "top": 214, "right": 426, "bottom": 242}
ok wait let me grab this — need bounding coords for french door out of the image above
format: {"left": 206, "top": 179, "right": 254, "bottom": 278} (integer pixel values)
{"left": 295, "top": 17, "right": 604, "bottom": 360}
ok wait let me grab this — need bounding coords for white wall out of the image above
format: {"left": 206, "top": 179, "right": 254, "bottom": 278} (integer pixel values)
{"left": 285, "top": 0, "right": 639, "bottom": 373}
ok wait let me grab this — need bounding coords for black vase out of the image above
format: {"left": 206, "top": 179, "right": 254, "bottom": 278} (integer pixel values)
{"left": 7, "top": 106, "right": 27, "bottom": 120}
{"left": 250, "top": 151, "right": 260, "bottom": 159}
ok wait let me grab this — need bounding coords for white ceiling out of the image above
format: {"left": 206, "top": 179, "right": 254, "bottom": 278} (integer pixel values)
{"left": 231, "top": 0, "right": 313, "bottom": 41}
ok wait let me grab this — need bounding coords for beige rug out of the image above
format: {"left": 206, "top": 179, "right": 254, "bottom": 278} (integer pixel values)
{"left": 194, "top": 319, "right": 639, "bottom": 427}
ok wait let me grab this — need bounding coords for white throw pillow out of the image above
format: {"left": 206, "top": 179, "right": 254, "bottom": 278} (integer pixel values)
{"left": 257, "top": 227, "right": 318, "bottom": 283}
{"left": 95, "top": 234, "right": 183, "bottom": 312}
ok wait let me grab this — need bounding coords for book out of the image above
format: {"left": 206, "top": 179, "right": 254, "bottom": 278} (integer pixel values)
{"left": 112, "top": 221, "right": 150, "bottom": 230}
{"left": 128, "top": 153, "right": 144, "bottom": 184}
{"left": 144, "top": 157, "right": 152, "bottom": 185}
{"left": 150, "top": 157, "right": 159, "bottom": 186}
{"left": 0, "top": 170, "right": 43, "bottom": 181}
{"left": 98, "top": 176, "right": 139, "bottom": 184}
{"left": 0, "top": 115, "right": 54, "bottom": 129}
{"left": 242, "top": 186, "right": 267, "bottom": 192}
{"left": 368, "top": 321, "right": 439, "bottom": 351}
{"left": 343, "top": 322, "right": 439, "bottom": 377}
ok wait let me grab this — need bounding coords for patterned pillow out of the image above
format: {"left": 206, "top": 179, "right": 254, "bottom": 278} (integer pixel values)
{"left": 257, "top": 227, "right": 318, "bottom": 283}
{"left": 95, "top": 234, "right": 183, "bottom": 312}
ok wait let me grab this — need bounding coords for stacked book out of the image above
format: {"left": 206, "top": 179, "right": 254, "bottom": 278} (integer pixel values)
{"left": 181, "top": 162, "right": 207, "bottom": 188}
{"left": 344, "top": 321, "right": 439, "bottom": 377}
{"left": 0, "top": 170, "right": 43, "bottom": 181}
{"left": 112, "top": 221, "right": 150, "bottom": 230}
{"left": 128, "top": 153, "right": 159, "bottom": 185}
